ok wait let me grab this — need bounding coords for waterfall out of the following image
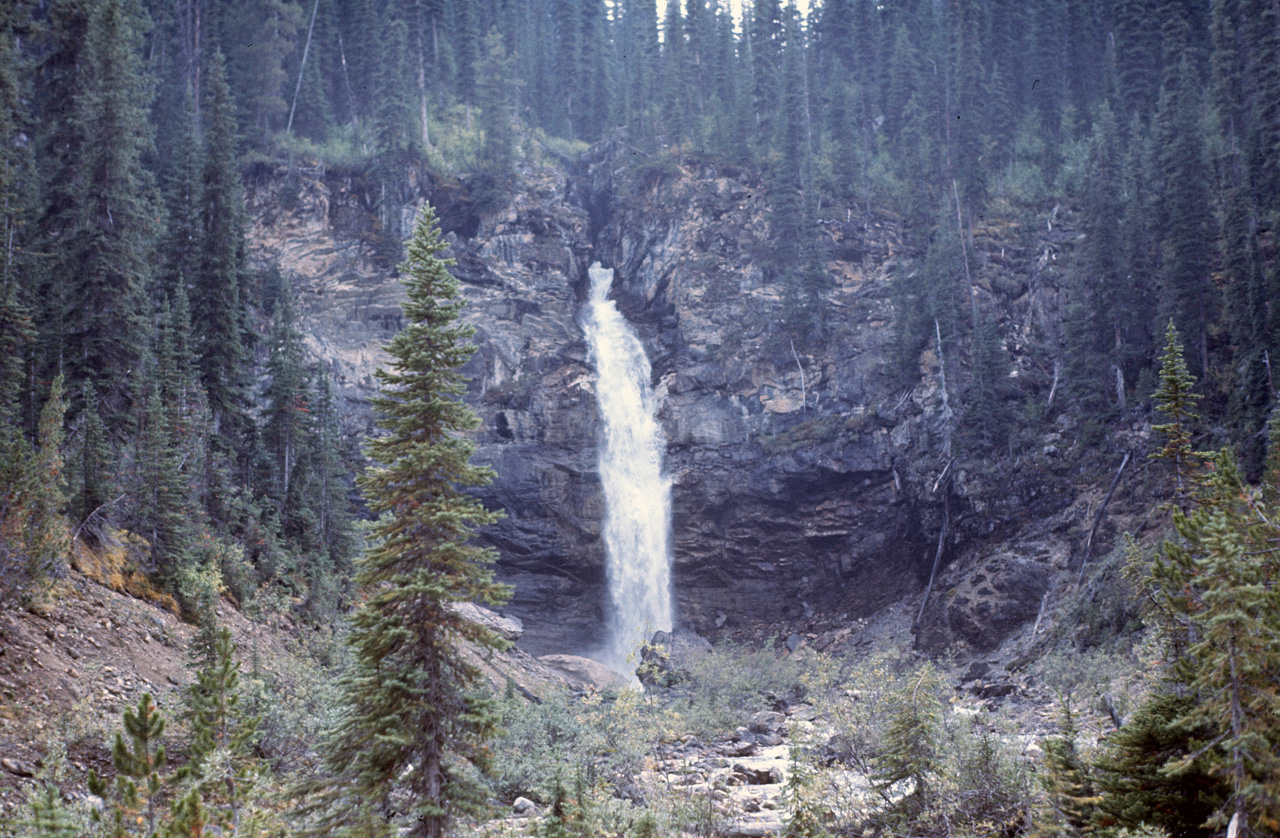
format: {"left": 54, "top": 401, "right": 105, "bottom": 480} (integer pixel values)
{"left": 582, "top": 262, "right": 674, "bottom": 669}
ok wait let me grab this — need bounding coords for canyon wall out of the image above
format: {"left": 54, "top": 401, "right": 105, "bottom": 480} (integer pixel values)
{"left": 245, "top": 142, "right": 1130, "bottom": 656}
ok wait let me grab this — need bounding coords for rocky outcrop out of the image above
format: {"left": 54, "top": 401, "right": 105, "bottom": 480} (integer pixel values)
{"left": 245, "top": 141, "right": 1106, "bottom": 658}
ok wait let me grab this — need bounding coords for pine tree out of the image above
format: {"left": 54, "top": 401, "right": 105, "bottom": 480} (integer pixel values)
{"left": 76, "top": 382, "right": 113, "bottom": 533}
{"left": 1152, "top": 451, "right": 1280, "bottom": 835}
{"left": 24, "top": 376, "right": 69, "bottom": 591}
{"left": 181, "top": 626, "right": 259, "bottom": 831}
{"left": 1092, "top": 692, "right": 1224, "bottom": 837}
{"left": 89, "top": 693, "right": 167, "bottom": 838}
{"left": 43, "top": 0, "right": 158, "bottom": 427}
{"left": 1150, "top": 322, "right": 1202, "bottom": 507}
{"left": 1030, "top": 701, "right": 1097, "bottom": 837}
{"left": 21, "top": 783, "right": 80, "bottom": 838}
{"left": 300, "top": 204, "right": 509, "bottom": 838}
{"left": 194, "top": 49, "right": 249, "bottom": 443}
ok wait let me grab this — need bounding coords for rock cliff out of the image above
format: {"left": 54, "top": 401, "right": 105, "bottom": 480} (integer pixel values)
{"left": 245, "top": 141, "right": 1131, "bottom": 657}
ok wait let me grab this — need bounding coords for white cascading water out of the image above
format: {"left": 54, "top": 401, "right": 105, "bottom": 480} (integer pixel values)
{"left": 582, "top": 262, "right": 674, "bottom": 670}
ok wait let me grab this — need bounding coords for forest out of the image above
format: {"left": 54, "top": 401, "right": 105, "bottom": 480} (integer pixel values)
{"left": 1, "top": 0, "right": 1279, "bottom": 836}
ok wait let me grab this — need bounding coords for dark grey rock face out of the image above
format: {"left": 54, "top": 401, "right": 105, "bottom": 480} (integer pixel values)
{"left": 246, "top": 146, "right": 1087, "bottom": 657}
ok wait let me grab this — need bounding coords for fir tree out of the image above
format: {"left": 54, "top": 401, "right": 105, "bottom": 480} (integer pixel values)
{"left": 25, "top": 376, "right": 69, "bottom": 591}
{"left": 474, "top": 26, "right": 517, "bottom": 209}
{"left": 300, "top": 204, "right": 509, "bottom": 838}
{"left": 874, "top": 666, "right": 943, "bottom": 823}
{"left": 1153, "top": 54, "right": 1214, "bottom": 377}
{"left": 158, "top": 88, "right": 204, "bottom": 301}
{"left": 262, "top": 278, "right": 311, "bottom": 527}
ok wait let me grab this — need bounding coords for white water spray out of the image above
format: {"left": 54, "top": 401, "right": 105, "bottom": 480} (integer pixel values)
{"left": 582, "top": 262, "right": 674, "bottom": 669}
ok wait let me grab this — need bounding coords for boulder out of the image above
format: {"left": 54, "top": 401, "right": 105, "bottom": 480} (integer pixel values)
{"left": 536, "top": 654, "right": 631, "bottom": 690}
{"left": 448, "top": 602, "right": 524, "bottom": 641}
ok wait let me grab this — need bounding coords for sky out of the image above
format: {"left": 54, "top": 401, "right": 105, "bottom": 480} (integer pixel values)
{"left": 652, "top": 0, "right": 815, "bottom": 32}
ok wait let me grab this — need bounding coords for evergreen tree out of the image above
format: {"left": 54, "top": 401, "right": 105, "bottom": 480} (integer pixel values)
{"left": 1153, "top": 55, "right": 1214, "bottom": 377}
{"left": 181, "top": 626, "right": 260, "bottom": 831}
{"left": 1030, "top": 702, "right": 1097, "bottom": 837}
{"left": 475, "top": 26, "right": 517, "bottom": 207}
{"left": 618, "top": 0, "right": 659, "bottom": 138}
{"left": 306, "top": 369, "right": 355, "bottom": 616}
{"left": 965, "top": 315, "right": 1014, "bottom": 451}
{"left": 1092, "top": 692, "right": 1224, "bottom": 837}
{"left": 577, "top": 0, "right": 609, "bottom": 140}
{"left": 76, "top": 382, "right": 112, "bottom": 532}
{"left": 89, "top": 693, "right": 167, "bottom": 838}
{"left": 19, "top": 782, "right": 80, "bottom": 838}
{"left": 660, "top": 0, "right": 690, "bottom": 143}
{"left": 25, "top": 376, "right": 69, "bottom": 591}
{"left": 262, "top": 278, "right": 311, "bottom": 527}
{"left": 373, "top": 10, "right": 417, "bottom": 155}
{"left": 1150, "top": 322, "right": 1203, "bottom": 507}
{"left": 194, "top": 50, "right": 249, "bottom": 442}
{"left": 158, "top": 88, "right": 204, "bottom": 301}
{"left": 453, "top": 0, "right": 480, "bottom": 105}
{"left": 0, "top": 1, "right": 34, "bottom": 435}
{"left": 748, "top": 0, "right": 783, "bottom": 149}
{"left": 1149, "top": 451, "right": 1280, "bottom": 835}
{"left": 300, "top": 204, "right": 509, "bottom": 838}
{"left": 214, "top": 0, "right": 302, "bottom": 147}
{"left": 874, "top": 666, "right": 943, "bottom": 824}
{"left": 1065, "top": 102, "right": 1136, "bottom": 414}
{"left": 41, "top": 0, "right": 158, "bottom": 427}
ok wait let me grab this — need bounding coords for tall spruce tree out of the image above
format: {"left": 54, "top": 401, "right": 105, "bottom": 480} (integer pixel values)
{"left": 194, "top": 49, "right": 249, "bottom": 443}
{"left": 1149, "top": 451, "right": 1280, "bottom": 835}
{"left": 1151, "top": 322, "right": 1203, "bottom": 507}
{"left": 46, "top": 0, "right": 158, "bottom": 427}
{"left": 301, "top": 204, "right": 509, "bottom": 838}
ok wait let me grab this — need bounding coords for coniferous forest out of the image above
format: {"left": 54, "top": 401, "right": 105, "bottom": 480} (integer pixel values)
{"left": 1, "top": 0, "right": 1280, "bottom": 836}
